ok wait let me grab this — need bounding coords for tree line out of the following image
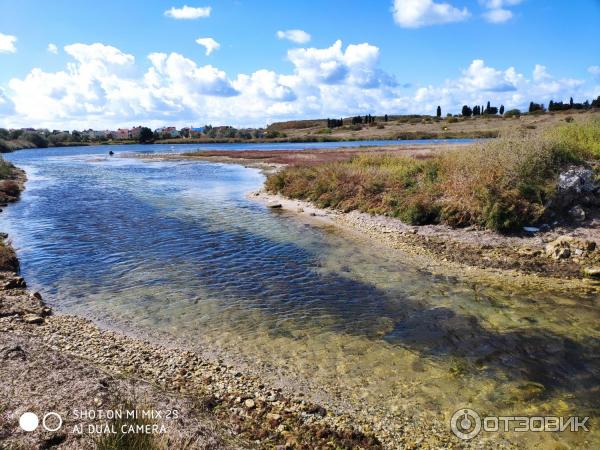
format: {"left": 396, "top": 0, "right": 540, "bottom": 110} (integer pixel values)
{"left": 435, "top": 95, "right": 600, "bottom": 117}
{"left": 326, "top": 114, "right": 390, "bottom": 128}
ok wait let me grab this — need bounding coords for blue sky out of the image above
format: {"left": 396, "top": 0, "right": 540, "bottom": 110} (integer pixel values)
{"left": 0, "top": 0, "right": 598, "bottom": 129}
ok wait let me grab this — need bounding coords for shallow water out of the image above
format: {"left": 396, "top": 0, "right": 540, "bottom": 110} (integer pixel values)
{"left": 2, "top": 143, "right": 599, "bottom": 447}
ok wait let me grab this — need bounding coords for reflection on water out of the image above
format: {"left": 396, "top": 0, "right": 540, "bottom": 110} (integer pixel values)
{"left": 1, "top": 145, "right": 599, "bottom": 447}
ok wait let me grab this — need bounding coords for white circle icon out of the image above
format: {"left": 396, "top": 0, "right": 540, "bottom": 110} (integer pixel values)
{"left": 43, "top": 412, "right": 63, "bottom": 432}
{"left": 450, "top": 408, "right": 482, "bottom": 440}
{"left": 19, "top": 412, "right": 39, "bottom": 432}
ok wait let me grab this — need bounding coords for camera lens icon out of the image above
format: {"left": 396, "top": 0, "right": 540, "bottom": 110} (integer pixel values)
{"left": 19, "top": 412, "right": 39, "bottom": 432}
{"left": 19, "top": 411, "right": 62, "bottom": 432}
{"left": 450, "top": 408, "right": 482, "bottom": 440}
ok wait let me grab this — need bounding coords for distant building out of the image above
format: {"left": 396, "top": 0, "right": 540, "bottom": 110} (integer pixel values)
{"left": 115, "top": 128, "right": 130, "bottom": 140}
{"left": 190, "top": 127, "right": 204, "bottom": 137}
{"left": 164, "top": 127, "right": 179, "bottom": 138}
{"left": 82, "top": 129, "right": 108, "bottom": 139}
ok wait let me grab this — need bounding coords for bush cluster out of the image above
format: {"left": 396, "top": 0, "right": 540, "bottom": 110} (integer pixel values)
{"left": 266, "top": 119, "right": 600, "bottom": 232}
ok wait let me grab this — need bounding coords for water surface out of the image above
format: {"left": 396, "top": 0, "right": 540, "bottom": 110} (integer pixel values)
{"left": 1, "top": 143, "right": 598, "bottom": 447}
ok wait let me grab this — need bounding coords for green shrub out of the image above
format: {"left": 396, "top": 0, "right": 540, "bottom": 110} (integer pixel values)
{"left": 504, "top": 109, "right": 521, "bottom": 118}
{"left": 315, "top": 128, "right": 332, "bottom": 134}
{"left": 0, "top": 157, "right": 13, "bottom": 178}
{"left": 546, "top": 118, "right": 600, "bottom": 159}
{"left": 22, "top": 132, "right": 48, "bottom": 148}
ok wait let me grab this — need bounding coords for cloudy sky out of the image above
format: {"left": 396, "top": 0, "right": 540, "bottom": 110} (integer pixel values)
{"left": 0, "top": 0, "right": 598, "bottom": 129}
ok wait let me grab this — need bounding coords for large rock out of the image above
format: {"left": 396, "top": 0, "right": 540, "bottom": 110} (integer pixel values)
{"left": 551, "top": 166, "right": 600, "bottom": 211}
{"left": 558, "top": 167, "right": 596, "bottom": 194}
{"left": 545, "top": 236, "right": 597, "bottom": 260}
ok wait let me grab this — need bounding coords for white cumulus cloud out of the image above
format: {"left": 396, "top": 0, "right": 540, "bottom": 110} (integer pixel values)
{"left": 483, "top": 8, "right": 512, "bottom": 23}
{"left": 276, "top": 29, "right": 311, "bottom": 44}
{"left": 1, "top": 40, "right": 594, "bottom": 130}
{"left": 460, "top": 59, "right": 522, "bottom": 92}
{"left": 480, "top": 0, "right": 523, "bottom": 23}
{"left": 47, "top": 43, "right": 58, "bottom": 54}
{"left": 164, "top": 5, "right": 211, "bottom": 20}
{"left": 0, "top": 32, "right": 17, "bottom": 53}
{"left": 533, "top": 64, "right": 550, "bottom": 82}
{"left": 64, "top": 42, "right": 135, "bottom": 65}
{"left": 392, "top": 0, "right": 470, "bottom": 28}
{"left": 287, "top": 40, "right": 394, "bottom": 88}
{"left": 195, "top": 37, "right": 220, "bottom": 55}
{"left": 588, "top": 65, "right": 600, "bottom": 77}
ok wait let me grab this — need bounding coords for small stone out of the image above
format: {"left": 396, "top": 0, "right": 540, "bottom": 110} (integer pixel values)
{"left": 22, "top": 314, "right": 44, "bottom": 325}
{"left": 583, "top": 267, "right": 600, "bottom": 279}
{"left": 244, "top": 399, "right": 256, "bottom": 409}
{"left": 267, "top": 202, "right": 282, "bottom": 209}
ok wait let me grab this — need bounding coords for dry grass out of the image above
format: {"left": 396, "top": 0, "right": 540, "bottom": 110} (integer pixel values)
{"left": 266, "top": 119, "right": 600, "bottom": 232}
{"left": 0, "top": 180, "right": 20, "bottom": 197}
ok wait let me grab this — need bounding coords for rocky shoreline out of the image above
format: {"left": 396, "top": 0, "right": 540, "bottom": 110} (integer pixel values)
{"left": 0, "top": 274, "right": 384, "bottom": 449}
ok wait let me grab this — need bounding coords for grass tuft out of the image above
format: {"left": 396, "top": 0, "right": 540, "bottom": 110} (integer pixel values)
{"left": 94, "top": 401, "right": 160, "bottom": 450}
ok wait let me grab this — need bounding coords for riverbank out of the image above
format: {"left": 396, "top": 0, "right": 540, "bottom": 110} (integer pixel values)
{"left": 259, "top": 119, "right": 600, "bottom": 287}
{"left": 0, "top": 275, "right": 385, "bottom": 449}
{"left": 138, "top": 135, "right": 600, "bottom": 289}
{"left": 136, "top": 141, "right": 472, "bottom": 172}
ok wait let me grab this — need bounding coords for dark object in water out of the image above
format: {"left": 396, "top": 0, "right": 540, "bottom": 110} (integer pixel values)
{"left": 109, "top": 151, "right": 114, "bottom": 156}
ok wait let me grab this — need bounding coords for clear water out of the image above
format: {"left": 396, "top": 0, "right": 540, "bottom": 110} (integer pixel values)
{"left": 1, "top": 143, "right": 598, "bottom": 447}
